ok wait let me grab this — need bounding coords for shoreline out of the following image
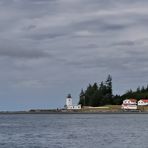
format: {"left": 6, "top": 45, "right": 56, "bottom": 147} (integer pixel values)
{"left": 1, "top": 105, "right": 148, "bottom": 114}
{"left": 0, "top": 111, "right": 148, "bottom": 114}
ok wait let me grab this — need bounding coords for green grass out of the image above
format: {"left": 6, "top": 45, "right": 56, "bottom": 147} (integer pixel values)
{"left": 81, "top": 105, "right": 121, "bottom": 112}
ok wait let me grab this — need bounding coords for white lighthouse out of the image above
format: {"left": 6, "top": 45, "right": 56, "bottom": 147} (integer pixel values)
{"left": 65, "top": 94, "right": 81, "bottom": 110}
{"left": 66, "top": 94, "right": 73, "bottom": 109}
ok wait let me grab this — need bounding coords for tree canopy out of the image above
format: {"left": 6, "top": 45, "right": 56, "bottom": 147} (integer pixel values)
{"left": 78, "top": 75, "right": 148, "bottom": 106}
{"left": 78, "top": 75, "right": 113, "bottom": 106}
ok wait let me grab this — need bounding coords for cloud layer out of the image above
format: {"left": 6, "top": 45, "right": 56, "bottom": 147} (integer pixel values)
{"left": 0, "top": 0, "right": 148, "bottom": 110}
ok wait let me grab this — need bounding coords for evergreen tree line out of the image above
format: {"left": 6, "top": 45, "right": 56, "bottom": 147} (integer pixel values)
{"left": 122, "top": 85, "right": 148, "bottom": 100}
{"left": 78, "top": 75, "right": 113, "bottom": 106}
{"left": 78, "top": 75, "right": 148, "bottom": 107}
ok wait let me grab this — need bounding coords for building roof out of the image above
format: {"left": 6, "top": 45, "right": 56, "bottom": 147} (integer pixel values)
{"left": 139, "top": 99, "right": 148, "bottom": 103}
{"left": 128, "top": 99, "right": 137, "bottom": 102}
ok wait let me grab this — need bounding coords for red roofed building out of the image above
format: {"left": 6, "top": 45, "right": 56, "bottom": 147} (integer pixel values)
{"left": 121, "top": 99, "right": 137, "bottom": 110}
{"left": 138, "top": 99, "right": 148, "bottom": 106}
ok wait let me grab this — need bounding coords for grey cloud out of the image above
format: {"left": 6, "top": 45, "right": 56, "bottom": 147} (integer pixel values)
{"left": 0, "top": 43, "right": 50, "bottom": 59}
{"left": 25, "top": 0, "right": 54, "bottom": 2}
{"left": 70, "top": 18, "right": 130, "bottom": 38}
{"left": 23, "top": 25, "right": 37, "bottom": 31}
{"left": 101, "top": 24, "right": 126, "bottom": 31}
{"left": 62, "top": 46, "right": 148, "bottom": 75}
{"left": 111, "top": 41, "right": 136, "bottom": 47}
{"left": 76, "top": 44, "right": 98, "bottom": 49}
{"left": 0, "top": 0, "right": 148, "bottom": 110}
{"left": 28, "top": 32, "right": 67, "bottom": 40}
{"left": 0, "top": 49, "right": 49, "bottom": 59}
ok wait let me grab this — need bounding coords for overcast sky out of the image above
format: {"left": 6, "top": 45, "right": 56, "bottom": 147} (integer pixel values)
{"left": 0, "top": 0, "right": 148, "bottom": 110}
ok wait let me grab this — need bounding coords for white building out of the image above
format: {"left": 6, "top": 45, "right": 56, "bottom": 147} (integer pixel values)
{"left": 138, "top": 99, "right": 148, "bottom": 106}
{"left": 66, "top": 94, "right": 73, "bottom": 107}
{"left": 66, "top": 94, "right": 81, "bottom": 110}
{"left": 121, "top": 99, "right": 137, "bottom": 110}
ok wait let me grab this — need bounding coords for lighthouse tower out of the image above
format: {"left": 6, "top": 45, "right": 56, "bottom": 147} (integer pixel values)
{"left": 66, "top": 94, "right": 73, "bottom": 109}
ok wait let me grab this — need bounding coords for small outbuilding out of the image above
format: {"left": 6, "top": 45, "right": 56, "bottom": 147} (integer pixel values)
{"left": 138, "top": 99, "right": 148, "bottom": 106}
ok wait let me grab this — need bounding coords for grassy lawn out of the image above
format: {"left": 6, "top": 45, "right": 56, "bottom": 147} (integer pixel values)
{"left": 81, "top": 105, "right": 121, "bottom": 112}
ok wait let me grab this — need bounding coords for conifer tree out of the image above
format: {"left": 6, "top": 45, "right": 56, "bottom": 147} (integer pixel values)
{"left": 79, "top": 89, "right": 85, "bottom": 106}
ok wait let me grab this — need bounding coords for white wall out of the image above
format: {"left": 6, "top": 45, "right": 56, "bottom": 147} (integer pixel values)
{"left": 66, "top": 98, "right": 72, "bottom": 107}
{"left": 67, "top": 105, "right": 74, "bottom": 109}
{"left": 138, "top": 100, "right": 148, "bottom": 106}
{"left": 67, "top": 105, "right": 81, "bottom": 110}
{"left": 73, "top": 105, "right": 81, "bottom": 109}
{"left": 122, "top": 104, "right": 137, "bottom": 110}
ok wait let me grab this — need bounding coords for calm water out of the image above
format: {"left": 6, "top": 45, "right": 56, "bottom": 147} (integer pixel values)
{"left": 0, "top": 114, "right": 148, "bottom": 148}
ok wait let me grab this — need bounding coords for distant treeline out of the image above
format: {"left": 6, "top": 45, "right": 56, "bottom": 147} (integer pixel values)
{"left": 78, "top": 75, "right": 113, "bottom": 106}
{"left": 78, "top": 75, "right": 148, "bottom": 106}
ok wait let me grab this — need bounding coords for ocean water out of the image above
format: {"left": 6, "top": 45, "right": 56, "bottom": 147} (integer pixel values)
{"left": 0, "top": 114, "right": 148, "bottom": 148}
